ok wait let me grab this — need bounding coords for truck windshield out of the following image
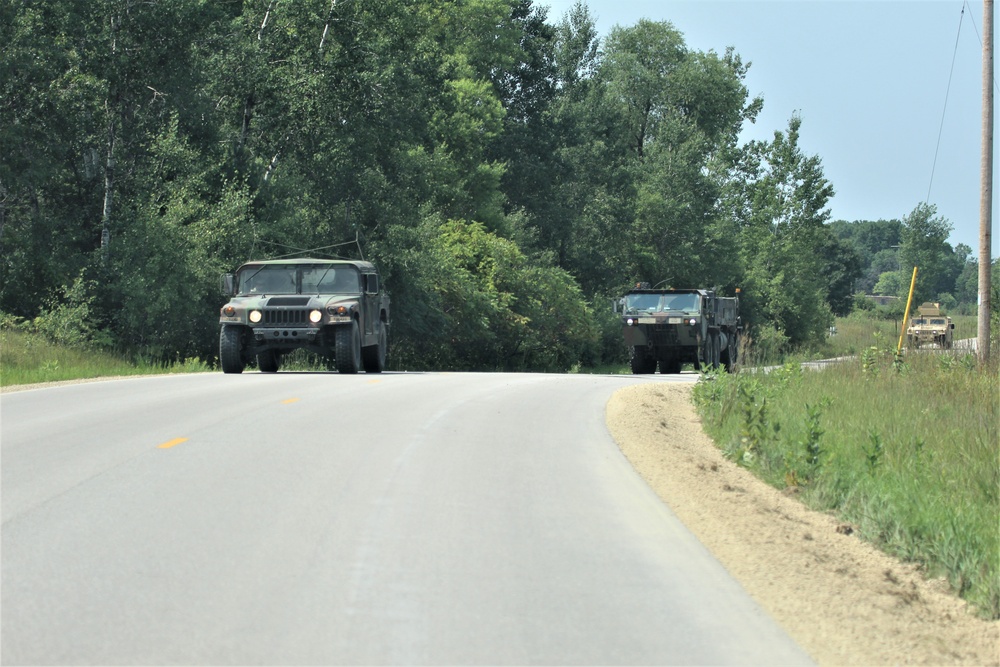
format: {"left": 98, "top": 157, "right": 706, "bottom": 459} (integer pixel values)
{"left": 624, "top": 292, "right": 700, "bottom": 314}
{"left": 662, "top": 293, "right": 700, "bottom": 312}
{"left": 237, "top": 265, "right": 361, "bottom": 295}
{"left": 625, "top": 294, "right": 661, "bottom": 313}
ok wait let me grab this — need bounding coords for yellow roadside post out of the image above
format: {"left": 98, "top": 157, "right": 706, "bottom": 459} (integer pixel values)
{"left": 896, "top": 266, "right": 919, "bottom": 356}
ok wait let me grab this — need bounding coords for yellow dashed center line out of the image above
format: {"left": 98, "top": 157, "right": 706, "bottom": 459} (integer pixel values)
{"left": 282, "top": 398, "right": 300, "bottom": 404}
{"left": 157, "top": 437, "right": 189, "bottom": 449}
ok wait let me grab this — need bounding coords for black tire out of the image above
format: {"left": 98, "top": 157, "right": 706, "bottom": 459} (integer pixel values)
{"left": 629, "top": 345, "right": 657, "bottom": 374}
{"left": 362, "top": 321, "right": 388, "bottom": 373}
{"left": 703, "top": 331, "right": 720, "bottom": 371}
{"left": 220, "top": 325, "right": 246, "bottom": 374}
{"left": 335, "top": 320, "right": 362, "bottom": 374}
{"left": 257, "top": 349, "right": 280, "bottom": 373}
{"left": 659, "top": 358, "right": 682, "bottom": 374}
{"left": 722, "top": 331, "right": 738, "bottom": 372}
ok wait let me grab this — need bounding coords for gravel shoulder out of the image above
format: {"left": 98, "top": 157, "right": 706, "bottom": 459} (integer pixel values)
{"left": 606, "top": 381, "right": 999, "bottom": 666}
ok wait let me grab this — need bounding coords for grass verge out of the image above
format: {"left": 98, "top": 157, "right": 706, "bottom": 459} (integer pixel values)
{"left": 1, "top": 329, "right": 210, "bottom": 387}
{"left": 692, "top": 342, "right": 999, "bottom": 619}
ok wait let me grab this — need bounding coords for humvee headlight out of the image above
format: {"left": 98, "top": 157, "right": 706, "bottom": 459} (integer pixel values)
{"left": 309, "top": 309, "right": 323, "bottom": 323}
{"left": 249, "top": 310, "right": 263, "bottom": 323}
{"left": 626, "top": 318, "right": 634, "bottom": 326}
{"left": 688, "top": 318, "right": 697, "bottom": 326}
{"left": 222, "top": 305, "right": 236, "bottom": 317}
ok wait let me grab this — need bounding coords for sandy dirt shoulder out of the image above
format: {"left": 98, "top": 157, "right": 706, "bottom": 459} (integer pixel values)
{"left": 606, "top": 381, "right": 999, "bottom": 666}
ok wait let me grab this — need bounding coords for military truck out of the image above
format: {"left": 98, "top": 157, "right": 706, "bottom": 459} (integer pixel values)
{"left": 218, "top": 258, "right": 389, "bottom": 374}
{"left": 615, "top": 285, "right": 741, "bottom": 374}
{"left": 906, "top": 302, "right": 954, "bottom": 350}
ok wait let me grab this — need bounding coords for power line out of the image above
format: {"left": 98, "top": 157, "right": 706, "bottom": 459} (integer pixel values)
{"left": 926, "top": 3, "right": 967, "bottom": 204}
{"left": 963, "top": 0, "right": 1000, "bottom": 94}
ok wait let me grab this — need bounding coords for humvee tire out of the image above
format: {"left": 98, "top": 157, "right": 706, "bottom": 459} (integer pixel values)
{"left": 257, "top": 349, "right": 280, "bottom": 373}
{"left": 220, "top": 325, "right": 246, "bottom": 374}
{"left": 361, "top": 322, "right": 387, "bottom": 373}
{"left": 335, "top": 320, "right": 362, "bottom": 374}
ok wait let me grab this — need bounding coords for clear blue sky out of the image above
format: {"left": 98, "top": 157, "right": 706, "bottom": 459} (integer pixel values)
{"left": 541, "top": 0, "right": 998, "bottom": 255}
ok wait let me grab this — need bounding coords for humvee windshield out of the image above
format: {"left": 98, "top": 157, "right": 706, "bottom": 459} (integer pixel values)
{"left": 911, "top": 318, "right": 927, "bottom": 325}
{"left": 238, "top": 265, "right": 361, "bottom": 295}
{"left": 930, "top": 318, "right": 947, "bottom": 325}
{"left": 624, "top": 292, "right": 700, "bottom": 314}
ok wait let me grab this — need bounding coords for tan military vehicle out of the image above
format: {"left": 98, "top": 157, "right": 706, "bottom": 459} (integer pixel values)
{"left": 906, "top": 302, "right": 954, "bottom": 350}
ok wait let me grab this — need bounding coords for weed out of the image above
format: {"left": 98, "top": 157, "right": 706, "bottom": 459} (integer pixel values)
{"left": 731, "top": 384, "right": 781, "bottom": 467}
{"left": 864, "top": 431, "right": 884, "bottom": 474}
{"left": 799, "top": 400, "right": 828, "bottom": 470}
{"left": 693, "top": 348, "right": 999, "bottom": 619}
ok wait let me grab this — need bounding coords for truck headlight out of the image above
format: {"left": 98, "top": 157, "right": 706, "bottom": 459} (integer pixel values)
{"left": 688, "top": 318, "right": 697, "bottom": 326}
{"left": 249, "top": 310, "right": 262, "bottom": 323}
{"left": 309, "top": 310, "right": 323, "bottom": 323}
{"left": 626, "top": 318, "right": 634, "bottom": 326}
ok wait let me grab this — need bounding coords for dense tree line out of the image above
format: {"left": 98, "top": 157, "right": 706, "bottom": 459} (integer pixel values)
{"left": 0, "top": 0, "right": 983, "bottom": 369}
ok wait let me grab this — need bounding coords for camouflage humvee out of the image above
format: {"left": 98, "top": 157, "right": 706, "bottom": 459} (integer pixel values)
{"left": 219, "top": 258, "right": 389, "bottom": 373}
{"left": 906, "top": 302, "right": 953, "bottom": 350}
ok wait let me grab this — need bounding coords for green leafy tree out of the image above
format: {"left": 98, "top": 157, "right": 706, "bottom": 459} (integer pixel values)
{"left": 379, "top": 216, "right": 595, "bottom": 371}
{"left": 898, "top": 203, "right": 954, "bottom": 305}
{"left": 728, "top": 115, "right": 836, "bottom": 348}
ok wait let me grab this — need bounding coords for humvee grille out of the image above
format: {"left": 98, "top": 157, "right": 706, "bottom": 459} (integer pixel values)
{"left": 263, "top": 309, "right": 308, "bottom": 325}
{"left": 267, "top": 297, "right": 310, "bottom": 306}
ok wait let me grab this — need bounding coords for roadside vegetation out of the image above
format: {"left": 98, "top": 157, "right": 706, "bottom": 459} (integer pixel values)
{"left": 692, "top": 324, "right": 999, "bottom": 619}
{"left": 0, "top": 317, "right": 209, "bottom": 388}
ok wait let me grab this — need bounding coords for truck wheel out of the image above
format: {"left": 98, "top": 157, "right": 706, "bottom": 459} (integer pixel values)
{"left": 220, "top": 325, "right": 246, "bottom": 374}
{"left": 722, "top": 332, "right": 738, "bottom": 372}
{"left": 705, "top": 331, "right": 721, "bottom": 370}
{"left": 659, "top": 358, "right": 681, "bottom": 374}
{"left": 629, "top": 346, "right": 656, "bottom": 374}
{"left": 257, "top": 349, "right": 280, "bottom": 373}
{"left": 362, "top": 321, "right": 388, "bottom": 373}
{"left": 335, "top": 320, "right": 362, "bottom": 374}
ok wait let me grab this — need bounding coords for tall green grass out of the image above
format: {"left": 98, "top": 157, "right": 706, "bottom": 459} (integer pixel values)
{"left": 0, "top": 329, "right": 210, "bottom": 386}
{"left": 692, "top": 344, "right": 999, "bottom": 618}
{"left": 816, "top": 313, "right": 979, "bottom": 359}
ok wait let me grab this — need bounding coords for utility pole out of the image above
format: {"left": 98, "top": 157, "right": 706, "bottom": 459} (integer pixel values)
{"left": 979, "top": 0, "right": 993, "bottom": 364}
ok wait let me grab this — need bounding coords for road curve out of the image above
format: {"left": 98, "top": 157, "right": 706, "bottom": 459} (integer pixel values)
{"left": 2, "top": 372, "right": 811, "bottom": 665}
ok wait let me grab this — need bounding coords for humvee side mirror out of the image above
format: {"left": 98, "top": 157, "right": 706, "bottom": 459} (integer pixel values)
{"left": 221, "top": 273, "right": 235, "bottom": 296}
{"left": 951, "top": 323, "right": 955, "bottom": 329}
{"left": 365, "top": 274, "right": 379, "bottom": 294}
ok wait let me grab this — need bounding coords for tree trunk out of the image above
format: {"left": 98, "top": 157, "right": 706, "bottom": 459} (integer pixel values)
{"left": 100, "top": 116, "right": 116, "bottom": 264}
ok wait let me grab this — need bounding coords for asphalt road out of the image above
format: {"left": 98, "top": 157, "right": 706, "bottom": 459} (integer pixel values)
{"left": 2, "top": 372, "right": 812, "bottom": 665}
